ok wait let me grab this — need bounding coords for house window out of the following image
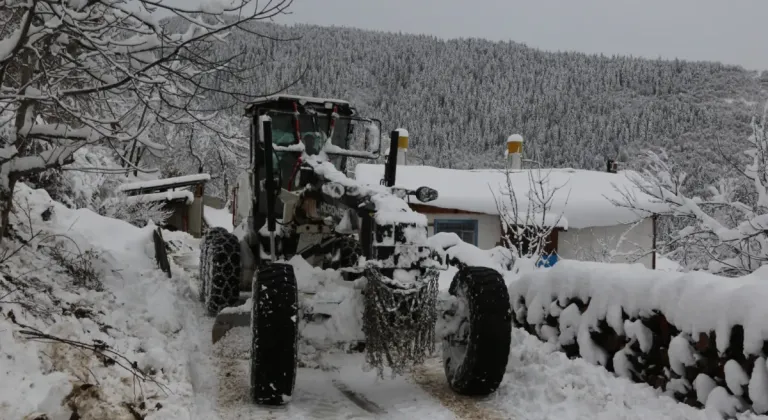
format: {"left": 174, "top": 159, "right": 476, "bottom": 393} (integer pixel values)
{"left": 434, "top": 219, "right": 479, "bottom": 246}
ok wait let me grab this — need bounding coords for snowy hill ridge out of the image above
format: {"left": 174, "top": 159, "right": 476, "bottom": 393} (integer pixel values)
{"left": 509, "top": 260, "right": 768, "bottom": 417}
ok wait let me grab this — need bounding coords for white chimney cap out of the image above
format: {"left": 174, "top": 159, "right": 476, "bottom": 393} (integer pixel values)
{"left": 507, "top": 134, "right": 523, "bottom": 143}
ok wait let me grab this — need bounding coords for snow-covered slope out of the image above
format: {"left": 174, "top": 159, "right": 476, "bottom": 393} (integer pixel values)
{"left": 0, "top": 183, "right": 202, "bottom": 420}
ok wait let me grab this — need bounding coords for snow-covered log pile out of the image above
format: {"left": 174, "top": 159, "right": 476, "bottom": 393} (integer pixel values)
{"left": 509, "top": 260, "right": 768, "bottom": 417}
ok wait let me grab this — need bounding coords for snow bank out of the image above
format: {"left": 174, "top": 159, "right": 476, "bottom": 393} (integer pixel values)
{"left": 499, "top": 328, "right": 766, "bottom": 420}
{"left": 354, "top": 163, "right": 669, "bottom": 229}
{"left": 203, "top": 205, "right": 233, "bottom": 232}
{"left": 511, "top": 260, "right": 768, "bottom": 355}
{"left": 509, "top": 259, "right": 768, "bottom": 416}
{"left": 427, "top": 231, "right": 512, "bottom": 273}
{"left": 657, "top": 255, "right": 683, "bottom": 272}
{"left": 289, "top": 257, "right": 366, "bottom": 354}
{"left": 0, "top": 183, "right": 200, "bottom": 419}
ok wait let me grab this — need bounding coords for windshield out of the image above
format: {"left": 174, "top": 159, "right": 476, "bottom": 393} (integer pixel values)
{"left": 269, "top": 113, "right": 351, "bottom": 189}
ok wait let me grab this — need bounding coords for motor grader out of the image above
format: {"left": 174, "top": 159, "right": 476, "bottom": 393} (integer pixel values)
{"left": 198, "top": 94, "right": 512, "bottom": 406}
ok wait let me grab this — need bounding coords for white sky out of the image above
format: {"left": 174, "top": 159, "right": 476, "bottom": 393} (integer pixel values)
{"left": 163, "top": 0, "right": 768, "bottom": 70}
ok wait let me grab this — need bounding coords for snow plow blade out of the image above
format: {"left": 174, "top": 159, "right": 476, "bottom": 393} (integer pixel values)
{"left": 212, "top": 306, "right": 250, "bottom": 344}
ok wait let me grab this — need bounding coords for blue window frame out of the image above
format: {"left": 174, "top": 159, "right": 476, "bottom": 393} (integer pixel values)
{"left": 434, "top": 219, "right": 479, "bottom": 246}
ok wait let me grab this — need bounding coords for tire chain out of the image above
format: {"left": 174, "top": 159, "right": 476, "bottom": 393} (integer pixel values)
{"left": 201, "top": 227, "right": 241, "bottom": 316}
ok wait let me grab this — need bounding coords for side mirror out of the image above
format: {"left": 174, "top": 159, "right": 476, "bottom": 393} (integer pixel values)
{"left": 413, "top": 186, "right": 438, "bottom": 203}
{"left": 365, "top": 122, "right": 380, "bottom": 154}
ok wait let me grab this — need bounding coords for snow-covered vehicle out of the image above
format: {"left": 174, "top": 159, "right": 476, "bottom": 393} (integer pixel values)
{"left": 198, "top": 94, "right": 512, "bottom": 405}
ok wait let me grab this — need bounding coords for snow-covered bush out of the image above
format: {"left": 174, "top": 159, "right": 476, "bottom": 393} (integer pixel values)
{"left": 97, "top": 194, "right": 173, "bottom": 228}
{"left": 621, "top": 102, "right": 768, "bottom": 276}
{"left": 44, "top": 242, "right": 103, "bottom": 292}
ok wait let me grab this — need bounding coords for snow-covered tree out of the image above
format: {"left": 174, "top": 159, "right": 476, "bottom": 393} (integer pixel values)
{"left": 0, "top": 0, "right": 294, "bottom": 238}
{"left": 492, "top": 168, "right": 568, "bottom": 265}
{"left": 619, "top": 102, "right": 768, "bottom": 276}
{"left": 139, "top": 112, "right": 248, "bottom": 201}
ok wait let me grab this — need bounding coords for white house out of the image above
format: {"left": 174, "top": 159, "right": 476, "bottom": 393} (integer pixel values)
{"left": 354, "top": 163, "right": 669, "bottom": 269}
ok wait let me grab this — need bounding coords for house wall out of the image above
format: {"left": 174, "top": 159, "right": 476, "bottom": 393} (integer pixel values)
{"left": 557, "top": 217, "right": 654, "bottom": 268}
{"left": 424, "top": 212, "right": 503, "bottom": 250}
{"left": 416, "top": 204, "right": 656, "bottom": 268}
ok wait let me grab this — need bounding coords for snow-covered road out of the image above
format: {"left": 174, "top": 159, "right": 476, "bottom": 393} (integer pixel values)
{"left": 183, "top": 309, "right": 767, "bottom": 420}
{"left": 186, "top": 319, "right": 460, "bottom": 420}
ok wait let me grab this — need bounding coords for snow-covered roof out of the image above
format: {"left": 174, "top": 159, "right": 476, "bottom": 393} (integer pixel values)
{"left": 122, "top": 190, "right": 194, "bottom": 205}
{"left": 118, "top": 173, "right": 211, "bottom": 193}
{"left": 353, "top": 164, "right": 669, "bottom": 229}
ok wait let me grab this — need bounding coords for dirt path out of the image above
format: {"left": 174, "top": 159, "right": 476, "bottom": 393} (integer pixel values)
{"left": 410, "top": 358, "right": 509, "bottom": 420}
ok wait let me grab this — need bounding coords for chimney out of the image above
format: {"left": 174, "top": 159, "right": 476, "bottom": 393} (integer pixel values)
{"left": 395, "top": 128, "right": 408, "bottom": 166}
{"left": 506, "top": 134, "right": 523, "bottom": 170}
{"left": 607, "top": 159, "right": 618, "bottom": 173}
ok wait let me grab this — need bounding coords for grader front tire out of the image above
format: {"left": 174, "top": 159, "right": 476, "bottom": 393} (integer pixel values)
{"left": 250, "top": 263, "right": 299, "bottom": 406}
{"left": 442, "top": 266, "right": 512, "bottom": 396}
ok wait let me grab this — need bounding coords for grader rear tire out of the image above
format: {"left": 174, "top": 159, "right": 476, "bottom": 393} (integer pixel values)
{"left": 201, "top": 229, "right": 241, "bottom": 316}
{"left": 442, "top": 266, "right": 512, "bottom": 396}
{"left": 250, "top": 263, "right": 299, "bottom": 406}
{"left": 198, "top": 227, "right": 228, "bottom": 302}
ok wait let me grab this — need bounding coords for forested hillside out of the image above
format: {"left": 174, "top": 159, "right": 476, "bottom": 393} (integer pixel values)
{"left": 162, "top": 19, "right": 767, "bottom": 195}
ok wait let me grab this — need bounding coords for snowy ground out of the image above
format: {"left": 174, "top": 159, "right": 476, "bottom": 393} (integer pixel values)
{"left": 190, "top": 321, "right": 768, "bottom": 420}
{"left": 2, "top": 183, "right": 766, "bottom": 419}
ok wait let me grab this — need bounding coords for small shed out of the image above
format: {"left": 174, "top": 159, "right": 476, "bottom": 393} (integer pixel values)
{"left": 118, "top": 174, "right": 211, "bottom": 237}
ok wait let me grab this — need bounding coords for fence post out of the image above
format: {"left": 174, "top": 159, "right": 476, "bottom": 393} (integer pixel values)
{"left": 153, "top": 227, "right": 172, "bottom": 278}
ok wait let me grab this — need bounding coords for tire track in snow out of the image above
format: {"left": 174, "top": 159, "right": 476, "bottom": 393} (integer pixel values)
{"left": 410, "top": 357, "right": 508, "bottom": 420}
{"left": 212, "top": 328, "right": 375, "bottom": 419}
{"left": 319, "top": 353, "right": 459, "bottom": 420}
{"left": 332, "top": 379, "right": 388, "bottom": 414}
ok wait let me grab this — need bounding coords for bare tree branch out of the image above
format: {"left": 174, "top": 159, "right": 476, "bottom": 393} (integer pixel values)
{"left": 0, "top": 0, "right": 301, "bottom": 238}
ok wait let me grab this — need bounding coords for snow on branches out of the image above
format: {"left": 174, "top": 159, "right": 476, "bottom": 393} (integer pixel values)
{"left": 0, "top": 0, "right": 293, "bottom": 237}
{"left": 492, "top": 168, "right": 569, "bottom": 265}
{"left": 619, "top": 102, "right": 768, "bottom": 276}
